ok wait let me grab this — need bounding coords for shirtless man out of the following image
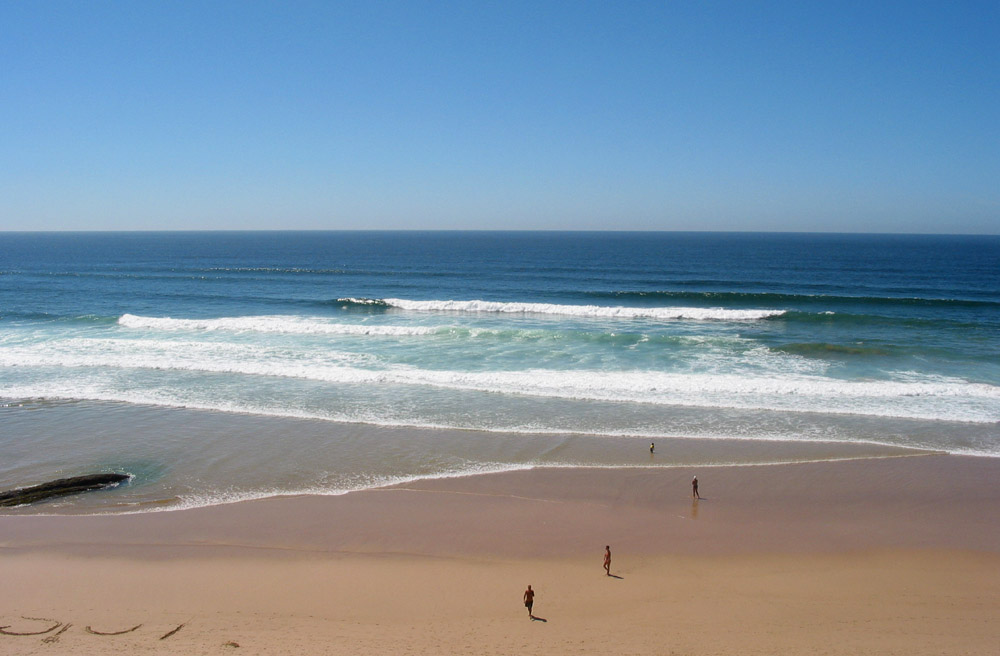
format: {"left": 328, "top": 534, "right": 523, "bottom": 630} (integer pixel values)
{"left": 692, "top": 475, "right": 701, "bottom": 499}
{"left": 523, "top": 585, "right": 534, "bottom": 618}
{"left": 604, "top": 545, "right": 612, "bottom": 576}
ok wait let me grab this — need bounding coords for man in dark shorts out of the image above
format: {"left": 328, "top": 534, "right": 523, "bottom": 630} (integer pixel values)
{"left": 692, "top": 475, "right": 701, "bottom": 499}
{"left": 523, "top": 584, "right": 534, "bottom": 618}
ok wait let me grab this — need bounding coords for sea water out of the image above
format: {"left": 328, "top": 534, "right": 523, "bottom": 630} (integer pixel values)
{"left": 1, "top": 231, "right": 997, "bottom": 513}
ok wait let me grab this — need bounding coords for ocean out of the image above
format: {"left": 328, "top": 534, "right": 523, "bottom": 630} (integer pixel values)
{"left": 1, "top": 231, "right": 998, "bottom": 514}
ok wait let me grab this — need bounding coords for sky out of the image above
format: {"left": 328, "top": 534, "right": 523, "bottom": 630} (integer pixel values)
{"left": 1, "top": 1, "right": 998, "bottom": 233}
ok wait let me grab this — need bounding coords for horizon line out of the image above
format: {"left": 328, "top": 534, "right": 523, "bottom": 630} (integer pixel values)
{"left": 2, "top": 228, "right": 998, "bottom": 237}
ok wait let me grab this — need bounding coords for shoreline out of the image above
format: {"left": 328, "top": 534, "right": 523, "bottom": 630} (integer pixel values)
{"left": 3, "top": 453, "right": 998, "bottom": 556}
{"left": 2, "top": 454, "right": 998, "bottom": 654}
{"left": 3, "top": 397, "right": 974, "bottom": 517}
{"left": 0, "top": 448, "right": 951, "bottom": 519}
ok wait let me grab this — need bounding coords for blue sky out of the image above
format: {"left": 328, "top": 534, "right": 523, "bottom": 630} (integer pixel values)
{"left": 2, "top": 1, "right": 998, "bottom": 233}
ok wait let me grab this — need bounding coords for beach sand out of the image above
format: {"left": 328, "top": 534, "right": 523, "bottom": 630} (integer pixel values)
{"left": 1, "top": 454, "right": 998, "bottom": 654}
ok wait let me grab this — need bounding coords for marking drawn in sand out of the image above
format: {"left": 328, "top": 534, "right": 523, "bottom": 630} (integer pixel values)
{"left": 3, "top": 617, "right": 190, "bottom": 642}
{"left": 160, "top": 623, "right": 186, "bottom": 640}
{"left": 0, "top": 616, "right": 62, "bottom": 636}
{"left": 85, "top": 624, "right": 143, "bottom": 635}
{"left": 42, "top": 623, "right": 72, "bottom": 643}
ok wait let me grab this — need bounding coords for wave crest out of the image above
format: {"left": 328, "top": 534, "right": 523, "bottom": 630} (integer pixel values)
{"left": 381, "top": 298, "right": 785, "bottom": 321}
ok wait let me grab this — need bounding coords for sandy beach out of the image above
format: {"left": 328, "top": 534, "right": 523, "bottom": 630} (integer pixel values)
{"left": 2, "top": 454, "right": 998, "bottom": 655}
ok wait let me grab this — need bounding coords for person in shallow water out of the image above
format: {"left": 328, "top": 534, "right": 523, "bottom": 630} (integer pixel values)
{"left": 523, "top": 585, "right": 534, "bottom": 618}
{"left": 649, "top": 442, "right": 655, "bottom": 454}
{"left": 692, "top": 476, "right": 701, "bottom": 499}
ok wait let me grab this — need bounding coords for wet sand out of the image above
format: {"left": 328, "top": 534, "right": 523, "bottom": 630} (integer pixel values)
{"left": 1, "top": 454, "right": 998, "bottom": 654}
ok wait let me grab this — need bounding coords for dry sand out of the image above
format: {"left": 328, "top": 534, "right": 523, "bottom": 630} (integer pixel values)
{"left": 1, "top": 454, "right": 998, "bottom": 655}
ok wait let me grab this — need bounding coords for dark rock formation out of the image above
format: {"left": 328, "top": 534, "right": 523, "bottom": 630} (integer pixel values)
{"left": 0, "top": 473, "right": 130, "bottom": 507}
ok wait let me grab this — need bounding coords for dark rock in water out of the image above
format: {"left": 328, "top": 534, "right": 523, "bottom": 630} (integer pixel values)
{"left": 0, "top": 473, "right": 130, "bottom": 507}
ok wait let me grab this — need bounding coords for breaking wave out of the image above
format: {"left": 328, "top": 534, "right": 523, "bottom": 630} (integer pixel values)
{"left": 378, "top": 298, "right": 786, "bottom": 321}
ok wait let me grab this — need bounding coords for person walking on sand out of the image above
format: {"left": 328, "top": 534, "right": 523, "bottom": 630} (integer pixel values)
{"left": 604, "top": 545, "right": 612, "bottom": 576}
{"left": 692, "top": 475, "right": 701, "bottom": 499}
{"left": 523, "top": 585, "right": 535, "bottom": 618}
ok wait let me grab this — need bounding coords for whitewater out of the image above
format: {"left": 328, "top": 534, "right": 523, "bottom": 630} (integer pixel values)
{"left": 1, "top": 231, "right": 998, "bottom": 513}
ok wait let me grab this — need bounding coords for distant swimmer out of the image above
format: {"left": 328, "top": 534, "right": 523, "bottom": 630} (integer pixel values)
{"left": 604, "top": 545, "right": 612, "bottom": 576}
{"left": 692, "top": 476, "right": 701, "bottom": 499}
{"left": 523, "top": 585, "right": 535, "bottom": 618}
{"left": 649, "top": 442, "right": 655, "bottom": 454}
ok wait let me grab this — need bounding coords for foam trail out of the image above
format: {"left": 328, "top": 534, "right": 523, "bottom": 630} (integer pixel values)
{"left": 119, "top": 314, "right": 440, "bottom": 336}
{"left": 117, "top": 314, "right": 766, "bottom": 344}
{"left": 382, "top": 299, "right": 786, "bottom": 321}
{"left": 4, "top": 382, "right": 999, "bottom": 460}
{"left": 2, "top": 340, "right": 998, "bottom": 422}
{"left": 165, "top": 462, "right": 540, "bottom": 514}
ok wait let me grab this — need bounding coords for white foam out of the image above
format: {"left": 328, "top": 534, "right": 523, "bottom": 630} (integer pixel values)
{"left": 382, "top": 299, "right": 786, "bottom": 321}
{"left": 3, "top": 380, "right": 998, "bottom": 460}
{"left": 0, "top": 337, "right": 378, "bottom": 369}
{"left": 119, "top": 314, "right": 440, "bottom": 336}
{"left": 2, "top": 340, "right": 998, "bottom": 424}
{"left": 337, "top": 297, "right": 384, "bottom": 305}
{"left": 98, "top": 462, "right": 544, "bottom": 515}
{"left": 116, "top": 314, "right": 770, "bottom": 344}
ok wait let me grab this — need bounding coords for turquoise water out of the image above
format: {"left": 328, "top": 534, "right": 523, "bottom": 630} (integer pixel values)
{"left": 1, "top": 231, "right": 998, "bottom": 512}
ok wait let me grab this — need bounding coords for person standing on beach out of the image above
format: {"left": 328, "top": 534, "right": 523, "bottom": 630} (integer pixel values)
{"left": 692, "top": 476, "right": 701, "bottom": 499}
{"left": 604, "top": 545, "right": 612, "bottom": 576}
{"left": 649, "top": 442, "right": 654, "bottom": 454}
{"left": 523, "top": 585, "right": 535, "bottom": 619}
